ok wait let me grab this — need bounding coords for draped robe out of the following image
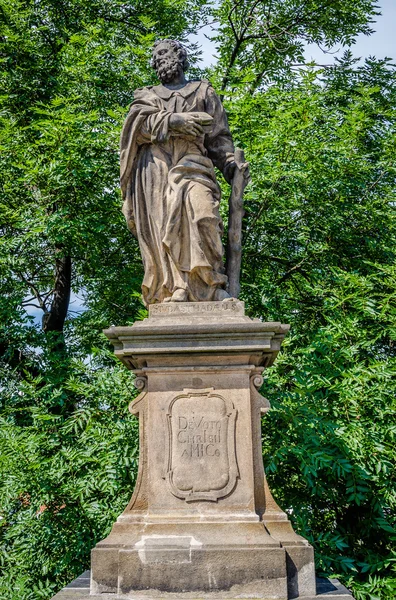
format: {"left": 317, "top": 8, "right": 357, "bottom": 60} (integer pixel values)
{"left": 120, "top": 80, "right": 235, "bottom": 306}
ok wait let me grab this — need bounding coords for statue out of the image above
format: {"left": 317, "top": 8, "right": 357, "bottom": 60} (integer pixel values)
{"left": 89, "top": 44, "right": 316, "bottom": 597}
{"left": 120, "top": 39, "right": 249, "bottom": 306}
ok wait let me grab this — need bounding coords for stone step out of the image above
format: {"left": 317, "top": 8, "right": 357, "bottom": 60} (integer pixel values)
{"left": 51, "top": 572, "right": 354, "bottom": 600}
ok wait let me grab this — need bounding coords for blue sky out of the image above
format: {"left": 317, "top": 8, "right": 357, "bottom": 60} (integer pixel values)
{"left": 190, "top": 0, "right": 396, "bottom": 68}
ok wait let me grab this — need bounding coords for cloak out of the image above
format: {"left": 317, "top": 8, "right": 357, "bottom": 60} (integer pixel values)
{"left": 120, "top": 80, "right": 235, "bottom": 305}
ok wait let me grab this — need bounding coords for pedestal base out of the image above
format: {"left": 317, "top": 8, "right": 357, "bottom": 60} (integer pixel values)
{"left": 51, "top": 571, "right": 355, "bottom": 600}
{"left": 90, "top": 301, "right": 316, "bottom": 598}
{"left": 91, "top": 522, "right": 300, "bottom": 598}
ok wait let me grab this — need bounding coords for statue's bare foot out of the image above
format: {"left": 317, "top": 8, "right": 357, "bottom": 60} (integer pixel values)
{"left": 214, "top": 288, "right": 231, "bottom": 301}
{"left": 170, "top": 288, "right": 188, "bottom": 302}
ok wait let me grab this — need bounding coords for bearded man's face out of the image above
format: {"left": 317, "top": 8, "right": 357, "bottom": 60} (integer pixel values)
{"left": 152, "top": 43, "right": 183, "bottom": 83}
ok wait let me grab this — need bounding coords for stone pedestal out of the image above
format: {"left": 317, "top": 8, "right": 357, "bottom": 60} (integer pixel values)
{"left": 91, "top": 301, "right": 316, "bottom": 599}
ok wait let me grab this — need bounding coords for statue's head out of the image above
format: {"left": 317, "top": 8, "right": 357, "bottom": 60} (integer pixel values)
{"left": 151, "top": 39, "right": 189, "bottom": 83}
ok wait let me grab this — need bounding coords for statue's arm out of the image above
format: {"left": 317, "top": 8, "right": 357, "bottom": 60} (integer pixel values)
{"left": 126, "top": 89, "right": 172, "bottom": 145}
{"left": 204, "top": 86, "right": 236, "bottom": 184}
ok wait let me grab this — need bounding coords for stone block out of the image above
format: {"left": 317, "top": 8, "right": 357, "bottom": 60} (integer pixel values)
{"left": 51, "top": 571, "right": 355, "bottom": 599}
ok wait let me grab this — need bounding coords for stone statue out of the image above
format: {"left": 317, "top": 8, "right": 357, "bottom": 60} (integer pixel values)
{"left": 120, "top": 39, "right": 249, "bottom": 306}
{"left": 82, "top": 43, "right": 317, "bottom": 597}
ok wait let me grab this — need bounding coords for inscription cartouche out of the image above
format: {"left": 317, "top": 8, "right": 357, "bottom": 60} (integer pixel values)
{"left": 164, "top": 388, "right": 239, "bottom": 502}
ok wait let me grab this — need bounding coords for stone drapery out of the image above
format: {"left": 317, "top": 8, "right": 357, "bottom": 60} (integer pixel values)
{"left": 120, "top": 80, "right": 235, "bottom": 306}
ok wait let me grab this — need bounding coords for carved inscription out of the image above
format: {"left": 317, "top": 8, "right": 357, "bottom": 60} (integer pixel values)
{"left": 149, "top": 301, "right": 243, "bottom": 317}
{"left": 164, "top": 389, "right": 239, "bottom": 502}
{"left": 177, "top": 414, "right": 222, "bottom": 458}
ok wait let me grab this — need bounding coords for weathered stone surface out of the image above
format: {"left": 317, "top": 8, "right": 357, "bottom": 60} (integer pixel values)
{"left": 163, "top": 388, "right": 239, "bottom": 502}
{"left": 104, "top": 300, "right": 289, "bottom": 371}
{"left": 120, "top": 40, "right": 249, "bottom": 306}
{"left": 51, "top": 571, "right": 355, "bottom": 599}
{"left": 86, "top": 301, "right": 314, "bottom": 598}
{"left": 148, "top": 300, "right": 247, "bottom": 320}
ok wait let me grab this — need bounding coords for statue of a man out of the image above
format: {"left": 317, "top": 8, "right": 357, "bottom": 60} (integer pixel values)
{"left": 120, "top": 39, "right": 246, "bottom": 305}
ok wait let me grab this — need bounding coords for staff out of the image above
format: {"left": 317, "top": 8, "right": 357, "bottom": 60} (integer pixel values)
{"left": 226, "top": 148, "right": 250, "bottom": 298}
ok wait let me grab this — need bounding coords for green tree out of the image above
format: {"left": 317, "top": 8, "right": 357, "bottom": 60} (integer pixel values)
{"left": 225, "top": 54, "right": 396, "bottom": 598}
{"left": 1, "top": 0, "right": 395, "bottom": 598}
{"left": 0, "top": 0, "right": 206, "bottom": 597}
{"left": 212, "top": 0, "right": 378, "bottom": 94}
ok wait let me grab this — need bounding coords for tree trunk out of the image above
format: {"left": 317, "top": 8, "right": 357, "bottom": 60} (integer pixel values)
{"left": 42, "top": 252, "right": 72, "bottom": 334}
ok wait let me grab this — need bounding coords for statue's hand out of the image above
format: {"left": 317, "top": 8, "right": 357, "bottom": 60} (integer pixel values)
{"left": 169, "top": 113, "right": 206, "bottom": 137}
{"left": 226, "top": 158, "right": 251, "bottom": 185}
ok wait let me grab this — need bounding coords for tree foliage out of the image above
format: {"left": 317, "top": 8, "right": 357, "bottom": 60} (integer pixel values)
{"left": 0, "top": 0, "right": 205, "bottom": 595}
{"left": 224, "top": 53, "right": 396, "bottom": 599}
{"left": 212, "top": 0, "right": 378, "bottom": 93}
{"left": 1, "top": 0, "right": 395, "bottom": 598}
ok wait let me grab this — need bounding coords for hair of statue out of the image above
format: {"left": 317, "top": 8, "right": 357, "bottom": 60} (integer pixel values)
{"left": 151, "top": 39, "right": 189, "bottom": 72}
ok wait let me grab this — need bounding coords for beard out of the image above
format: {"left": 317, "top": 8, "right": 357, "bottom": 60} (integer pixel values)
{"left": 156, "top": 57, "right": 183, "bottom": 84}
